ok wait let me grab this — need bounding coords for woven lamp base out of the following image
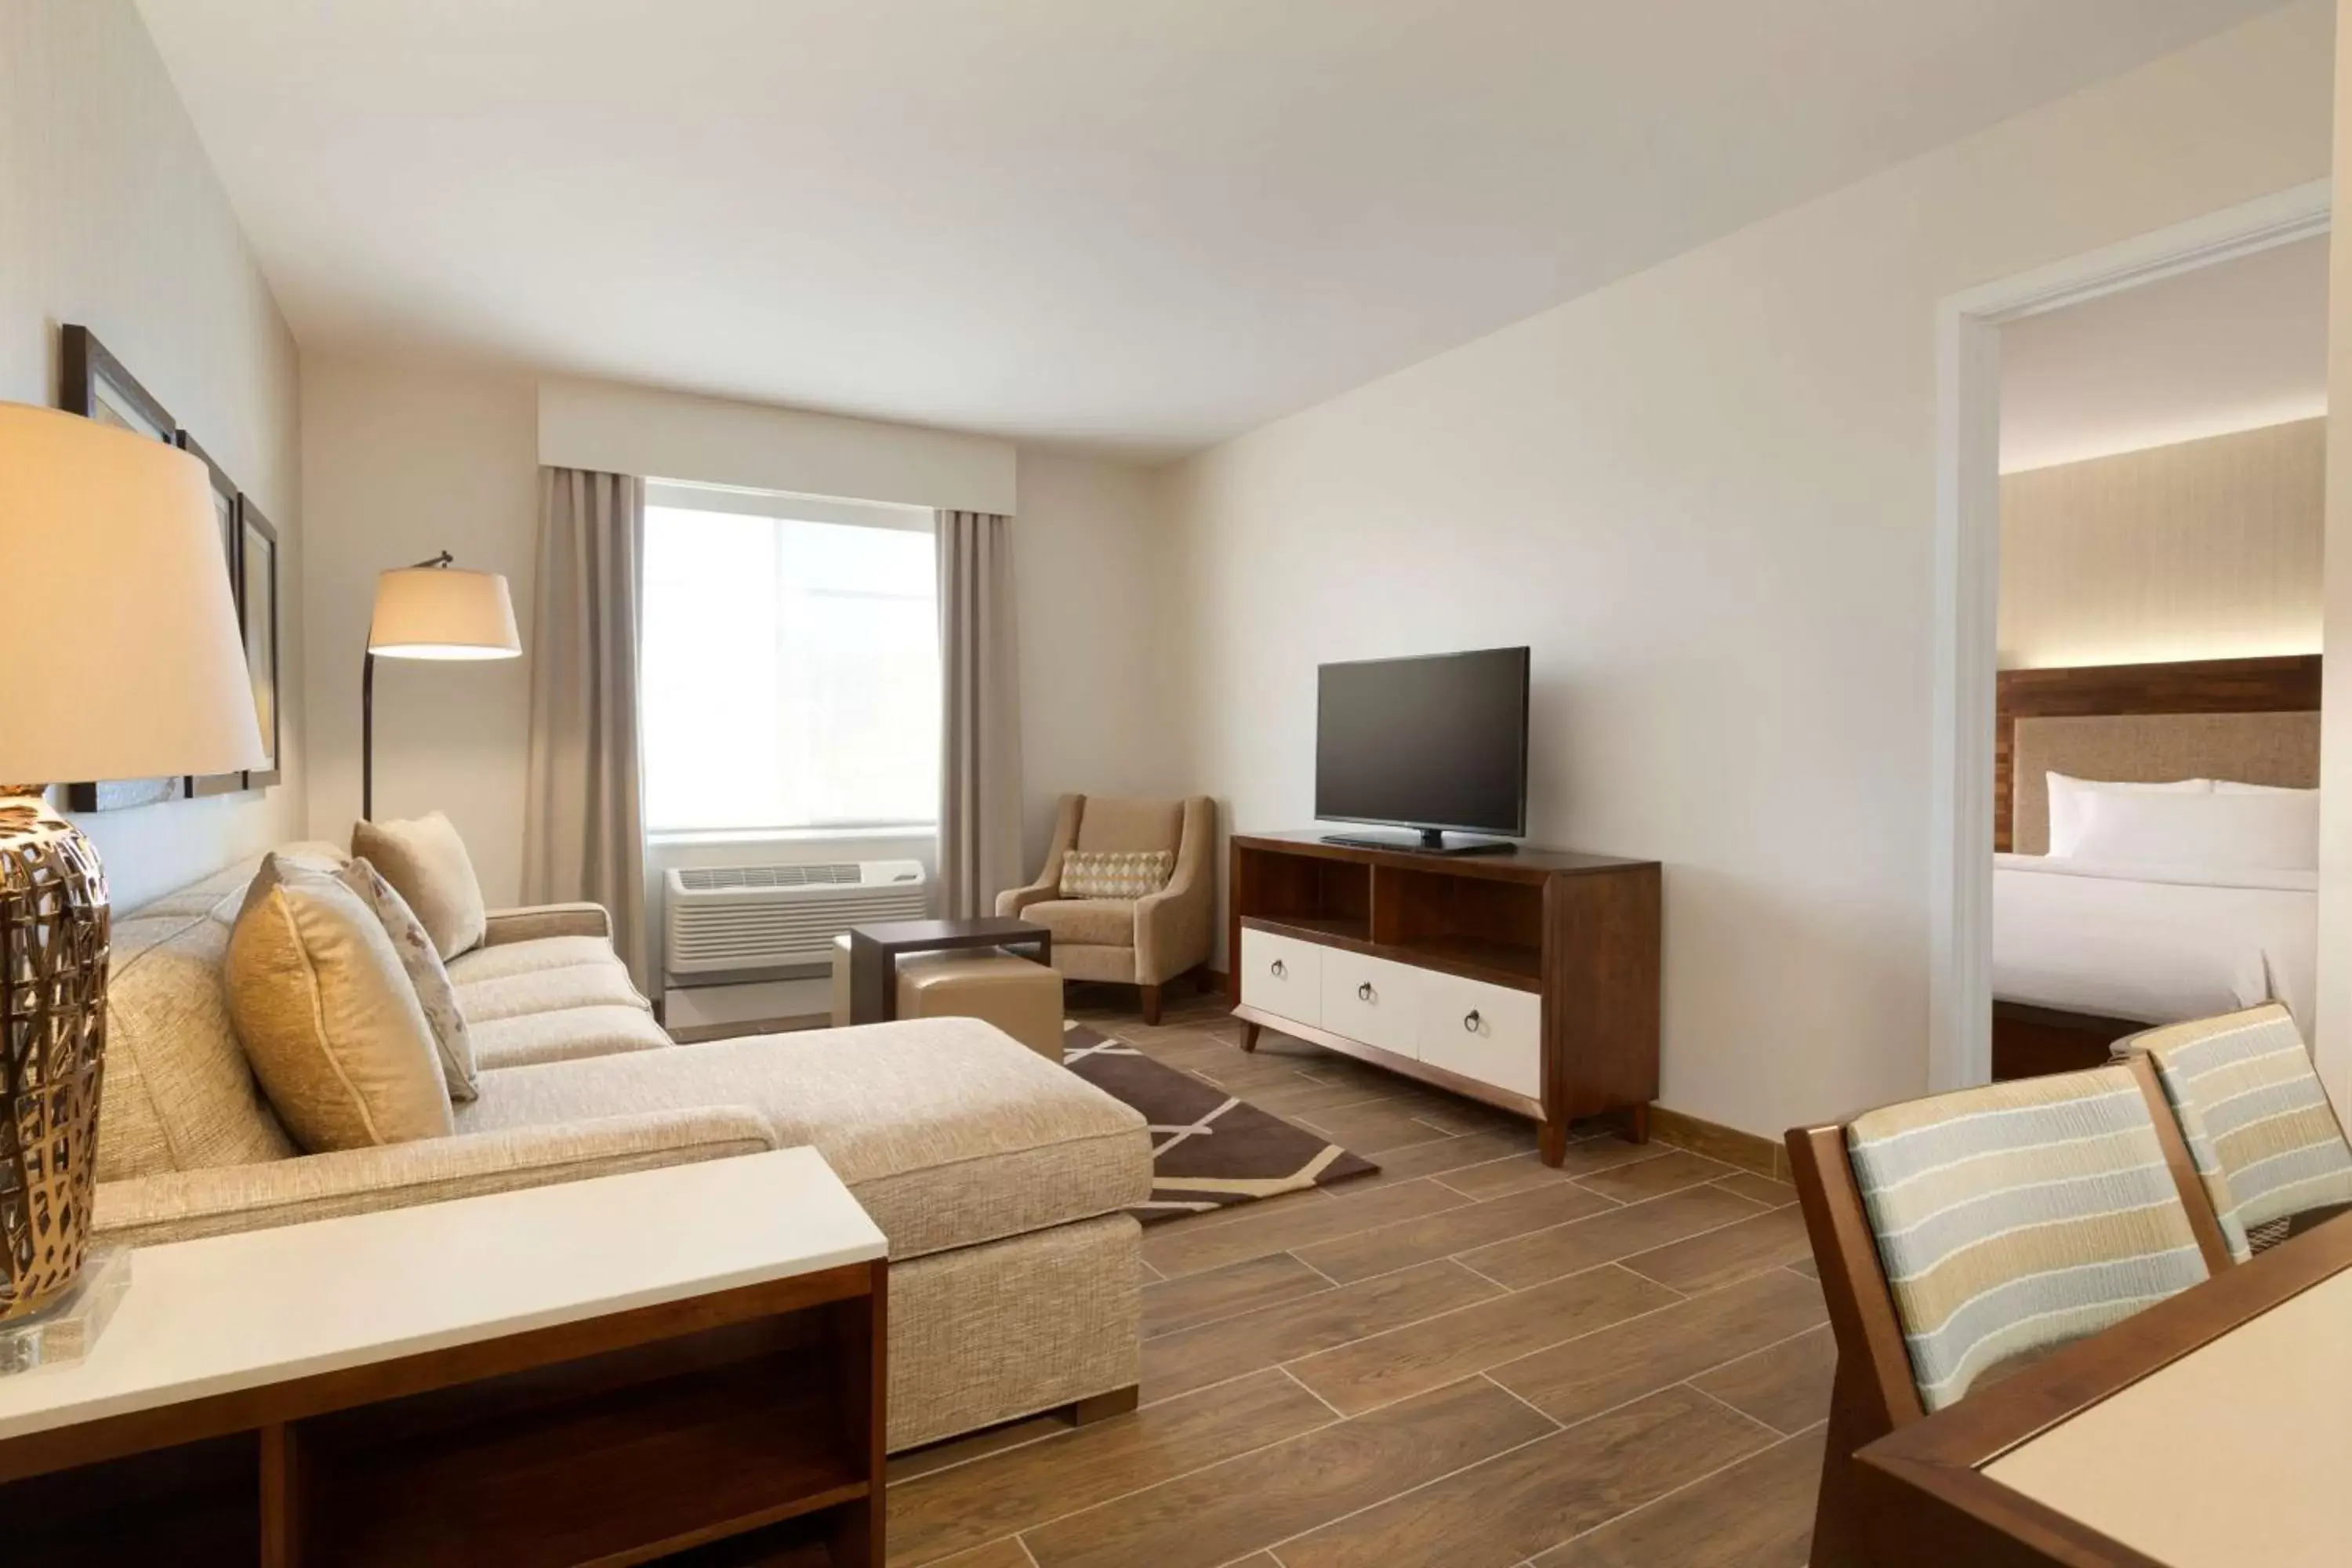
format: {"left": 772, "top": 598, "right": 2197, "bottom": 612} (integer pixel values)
{"left": 0, "top": 790, "right": 108, "bottom": 1323}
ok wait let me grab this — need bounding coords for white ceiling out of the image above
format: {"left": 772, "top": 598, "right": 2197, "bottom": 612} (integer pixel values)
{"left": 136, "top": 0, "right": 2295, "bottom": 456}
{"left": 2000, "top": 233, "right": 2328, "bottom": 473}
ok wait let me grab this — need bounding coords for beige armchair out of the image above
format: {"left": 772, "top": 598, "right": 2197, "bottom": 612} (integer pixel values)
{"left": 998, "top": 793, "right": 1214, "bottom": 1023}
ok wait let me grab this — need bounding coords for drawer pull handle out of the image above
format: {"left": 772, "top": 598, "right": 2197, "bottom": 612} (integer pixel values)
{"left": 1464, "top": 1009, "right": 1482, "bottom": 1033}
{"left": 1270, "top": 958, "right": 1287, "bottom": 979}
{"left": 1358, "top": 982, "right": 1374, "bottom": 1002}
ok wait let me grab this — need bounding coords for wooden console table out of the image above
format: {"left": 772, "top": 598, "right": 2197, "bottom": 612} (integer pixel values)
{"left": 1229, "top": 831, "right": 1661, "bottom": 1163}
{"left": 0, "top": 1149, "right": 888, "bottom": 1567}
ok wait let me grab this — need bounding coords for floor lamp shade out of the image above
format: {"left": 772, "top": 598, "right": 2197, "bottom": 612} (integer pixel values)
{"left": 362, "top": 561, "right": 521, "bottom": 819}
{"left": 0, "top": 402, "right": 265, "bottom": 1326}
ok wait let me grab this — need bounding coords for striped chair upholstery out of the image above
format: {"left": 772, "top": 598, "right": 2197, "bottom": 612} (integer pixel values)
{"left": 2116, "top": 1004, "right": 2352, "bottom": 1264}
{"left": 1846, "top": 1066, "right": 2212, "bottom": 1411}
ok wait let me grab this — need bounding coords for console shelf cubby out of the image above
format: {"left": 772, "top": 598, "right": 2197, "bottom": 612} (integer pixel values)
{"left": 1229, "top": 831, "right": 1661, "bottom": 1162}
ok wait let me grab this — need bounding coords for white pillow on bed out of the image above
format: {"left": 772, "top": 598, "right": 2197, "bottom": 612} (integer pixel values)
{"left": 2069, "top": 786, "right": 2318, "bottom": 872}
{"left": 2214, "top": 779, "right": 2316, "bottom": 797}
{"left": 2045, "top": 772, "right": 2209, "bottom": 858}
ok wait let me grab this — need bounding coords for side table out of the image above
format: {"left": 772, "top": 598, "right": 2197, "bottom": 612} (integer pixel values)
{"left": 845, "top": 916, "right": 1052, "bottom": 1025}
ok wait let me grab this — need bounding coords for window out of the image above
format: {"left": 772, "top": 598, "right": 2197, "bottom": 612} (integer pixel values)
{"left": 641, "top": 489, "right": 938, "bottom": 833}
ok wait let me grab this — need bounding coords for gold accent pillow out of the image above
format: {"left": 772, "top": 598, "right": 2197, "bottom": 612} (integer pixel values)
{"left": 1058, "top": 849, "right": 1174, "bottom": 900}
{"left": 339, "top": 857, "right": 478, "bottom": 1103}
{"left": 353, "top": 811, "right": 487, "bottom": 960}
{"left": 227, "top": 857, "right": 455, "bottom": 1152}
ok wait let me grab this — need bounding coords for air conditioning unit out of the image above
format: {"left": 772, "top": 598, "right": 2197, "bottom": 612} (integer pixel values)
{"left": 663, "top": 859, "right": 928, "bottom": 978}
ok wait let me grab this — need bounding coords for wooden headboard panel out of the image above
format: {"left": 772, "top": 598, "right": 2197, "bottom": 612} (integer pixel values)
{"left": 1994, "top": 654, "right": 2322, "bottom": 853}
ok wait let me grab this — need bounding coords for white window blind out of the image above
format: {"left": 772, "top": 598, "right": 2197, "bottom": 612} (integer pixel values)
{"left": 641, "top": 493, "right": 938, "bottom": 833}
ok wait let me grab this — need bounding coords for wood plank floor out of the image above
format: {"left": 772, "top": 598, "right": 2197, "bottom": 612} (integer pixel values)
{"left": 886, "top": 987, "right": 1828, "bottom": 1568}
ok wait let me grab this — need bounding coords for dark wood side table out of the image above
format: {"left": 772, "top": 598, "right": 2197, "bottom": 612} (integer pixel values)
{"left": 846, "top": 916, "right": 1052, "bottom": 1026}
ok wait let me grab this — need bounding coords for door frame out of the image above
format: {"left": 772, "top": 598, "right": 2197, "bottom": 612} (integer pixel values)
{"left": 1927, "top": 179, "right": 2332, "bottom": 1093}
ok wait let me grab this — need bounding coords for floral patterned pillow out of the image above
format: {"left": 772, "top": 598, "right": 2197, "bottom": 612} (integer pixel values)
{"left": 338, "top": 858, "right": 479, "bottom": 1102}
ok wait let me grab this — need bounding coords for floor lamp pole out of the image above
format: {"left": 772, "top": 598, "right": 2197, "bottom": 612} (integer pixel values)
{"left": 361, "top": 649, "right": 376, "bottom": 822}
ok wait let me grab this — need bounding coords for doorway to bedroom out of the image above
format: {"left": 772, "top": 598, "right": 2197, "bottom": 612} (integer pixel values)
{"left": 1985, "top": 232, "right": 2326, "bottom": 1081}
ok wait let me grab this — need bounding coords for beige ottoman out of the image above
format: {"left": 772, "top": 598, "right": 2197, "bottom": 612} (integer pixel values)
{"left": 830, "top": 935, "right": 1065, "bottom": 1062}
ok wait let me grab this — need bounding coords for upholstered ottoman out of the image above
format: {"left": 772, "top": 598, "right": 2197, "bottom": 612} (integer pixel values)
{"left": 829, "top": 935, "right": 1065, "bottom": 1061}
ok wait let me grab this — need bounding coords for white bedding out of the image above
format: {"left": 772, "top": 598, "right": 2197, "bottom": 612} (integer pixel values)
{"left": 1991, "top": 853, "right": 2316, "bottom": 1032}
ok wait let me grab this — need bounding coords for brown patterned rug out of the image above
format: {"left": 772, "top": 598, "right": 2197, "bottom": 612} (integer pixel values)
{"left": 1062, "top": 1022, "right": 1378, "bottom": 1223}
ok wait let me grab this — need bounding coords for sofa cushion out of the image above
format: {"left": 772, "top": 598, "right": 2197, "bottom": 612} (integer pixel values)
{"left": 471, "top": 1005, "right": 675, "bottom": 1069}
{"left": 226, "top": 860, "right": 455, "bottom": 1152}
{"left": 456, "top": 963, "right": 650, "bottom": 1023}
{"left": 448, "top": 935, "right": 622, "bottom": 985}
{"left": 1025, "top": 898, "right": 1136, "bottom": 948}
{"left": 353, "top": 811, "right": 487, "bottom": 960}
{"left": 1075, "top": 797, "right": 1183, "bottom": 855}
{"left": 457, "top": 1017, "right": 1149, "bottom": 1261}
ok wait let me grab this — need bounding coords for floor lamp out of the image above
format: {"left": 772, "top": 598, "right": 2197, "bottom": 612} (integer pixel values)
{"left": 0, "top": 404, "right": 263, "bottom": 1331}
{"left": 363, "top": 553, "right": 521, "bottom": 820}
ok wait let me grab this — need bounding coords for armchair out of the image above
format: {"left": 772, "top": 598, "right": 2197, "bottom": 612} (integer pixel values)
{"left": 998, "top": 793, "right": 1214, "bottom": 1023}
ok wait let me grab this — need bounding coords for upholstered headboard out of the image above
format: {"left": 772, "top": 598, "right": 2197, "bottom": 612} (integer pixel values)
{"left": 2010, "top": 711, "right": 2319, "bottom": 855}
{"left": 1994, "top": 655, "right": 2321, "bottom": 854}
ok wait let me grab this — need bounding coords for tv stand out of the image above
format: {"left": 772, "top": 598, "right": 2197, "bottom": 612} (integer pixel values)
{"left": 1319, "top": 829, "right": 1517, "bottom": 857}
{"left": 1230, "top": 830, "right": 1661, "bottom": 1162}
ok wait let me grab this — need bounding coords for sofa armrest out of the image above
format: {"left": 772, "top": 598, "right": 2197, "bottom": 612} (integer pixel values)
{"left": 93, "top": 1108, "right": 777, "bottom": 1250}
{"left": 481, "top": 902, "right": 612, "bottom": 945}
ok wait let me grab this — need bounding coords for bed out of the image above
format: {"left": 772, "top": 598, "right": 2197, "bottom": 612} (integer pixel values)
{"left": 1989, "top": 655, "right": 2320, "bottom": 1079}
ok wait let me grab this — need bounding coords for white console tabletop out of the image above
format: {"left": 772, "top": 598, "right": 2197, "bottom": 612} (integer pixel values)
{"left": 0, "top": 1147, "right": 885, "bottom": 1443}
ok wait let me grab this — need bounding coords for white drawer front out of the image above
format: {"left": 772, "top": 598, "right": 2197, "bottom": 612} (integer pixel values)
{"left": 1319, "top": 949, "right": 1423, "bottom": 1058}
{"left": 1416, "top": 972, "right": 1542, "bottom": 1101}
{"left": 1240, "top": 928, "right": 1323, "bottom": 1026}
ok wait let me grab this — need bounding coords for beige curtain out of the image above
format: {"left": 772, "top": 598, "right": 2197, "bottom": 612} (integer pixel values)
{"left": 937, "top": 510, "right": 1024, "bottom": 918}
{"left": 523, "top": 468, "right": 649, "bottom": 982}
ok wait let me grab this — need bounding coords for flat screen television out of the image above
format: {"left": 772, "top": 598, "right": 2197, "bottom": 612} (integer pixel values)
{"left": 1316, "top": 646, "right": 1530, "bottom": 855}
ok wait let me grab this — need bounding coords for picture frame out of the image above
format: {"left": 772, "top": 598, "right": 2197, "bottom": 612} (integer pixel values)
{"left": 178, "top": 434, "right": 249, "bottom": 799}
{"left": 238, "top": 496, "right": 281, "bottom": 789}
{"left": 60, "top": 326, "right": 187, "bottom": 812}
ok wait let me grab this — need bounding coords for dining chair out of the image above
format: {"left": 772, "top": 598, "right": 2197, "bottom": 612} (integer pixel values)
{"left": 1786, "top": 1058, "right": 2231, "bottom": 1568}
{"left": 2114, "top": 1002, "right": 2352, "bottom": 1262}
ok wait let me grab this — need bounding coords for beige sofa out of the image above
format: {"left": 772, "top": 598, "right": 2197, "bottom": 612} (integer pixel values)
{"left": 997, "top": 793, "right": 1214, "bottom": 1023}
{"left": 91, "top": 845, "right": 1151, "bottom": 1451}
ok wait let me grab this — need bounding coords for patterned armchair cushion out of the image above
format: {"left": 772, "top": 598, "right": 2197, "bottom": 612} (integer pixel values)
{"left": 1058, "top": 849, "right": 1174, "bottom": 900}
{"left": 1846, "top": 1065, "right": 2210, "bottom": 1411}
{"left": 2118, "top": 1004, "right": 2352, "bottom": 1263}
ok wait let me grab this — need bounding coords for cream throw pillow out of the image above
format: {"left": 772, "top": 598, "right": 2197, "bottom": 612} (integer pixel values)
{"left": 227, "top": 857, "right": 455, "bottom": 1151}
{"left": 353, "top": 811, "right": 487, "bottom": 960}
{"left": 339, "top": 858, "right": 478, "bottom": 1102}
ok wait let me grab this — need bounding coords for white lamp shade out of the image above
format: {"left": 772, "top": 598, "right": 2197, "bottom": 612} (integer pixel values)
{"left": 0, "top": 403, "right": 267, "bottom": 783}
{"left": 368, "top": 567, "right": 521, "bottom": 660}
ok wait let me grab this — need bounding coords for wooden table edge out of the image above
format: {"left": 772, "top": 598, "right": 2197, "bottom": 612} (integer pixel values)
{"left": 1855, "top": 1210, "right": 2352, "bottom": 1566}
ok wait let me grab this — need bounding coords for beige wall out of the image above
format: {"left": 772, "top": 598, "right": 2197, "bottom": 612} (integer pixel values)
{"left": 1161, "top": 2, "right": 2334, "bottom": 1138}
{"left": 1011, "top": 448, "right": 1185, "bottom": 869}
{"left": 2318, "top": 0, "right": 2352, "bottom": 1112}
{"left": 299, "top": 355, "right": 540, "bottom": 903}
{"left": 297, "top": 359, "right": 1178, "bottom": 946}
{"left": 0, "top": 0, "right": 305, "bottom": 911}
{"left": 1998, "top": 418, "right": 2325, "bottom": 671}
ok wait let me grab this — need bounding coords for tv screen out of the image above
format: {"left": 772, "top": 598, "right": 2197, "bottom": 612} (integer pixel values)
{"left": 1316, "top": 647, "right": 1530, "bottom": 837}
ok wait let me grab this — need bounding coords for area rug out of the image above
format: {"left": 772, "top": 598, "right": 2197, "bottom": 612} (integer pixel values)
{"left": 1062, "top": 1022, "right": 1378, "bottom": 1223}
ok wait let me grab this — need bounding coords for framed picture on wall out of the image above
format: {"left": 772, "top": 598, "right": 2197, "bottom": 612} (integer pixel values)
{"left": 238, "top": 496, "right": 281, "bottom": 789}
{"left": 178, "top": 434, "right": 249, "bottom": 798}
{"left": 60, "top": 325, "right": 187, "bottom": 811}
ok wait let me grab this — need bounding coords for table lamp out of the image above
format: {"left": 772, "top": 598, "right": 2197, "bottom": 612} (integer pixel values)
{"left": 361, "top": 554, "right": 521, "bottom": 819}
{"left": 0, "top": 403, "right": 265, "bottom": 1323}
